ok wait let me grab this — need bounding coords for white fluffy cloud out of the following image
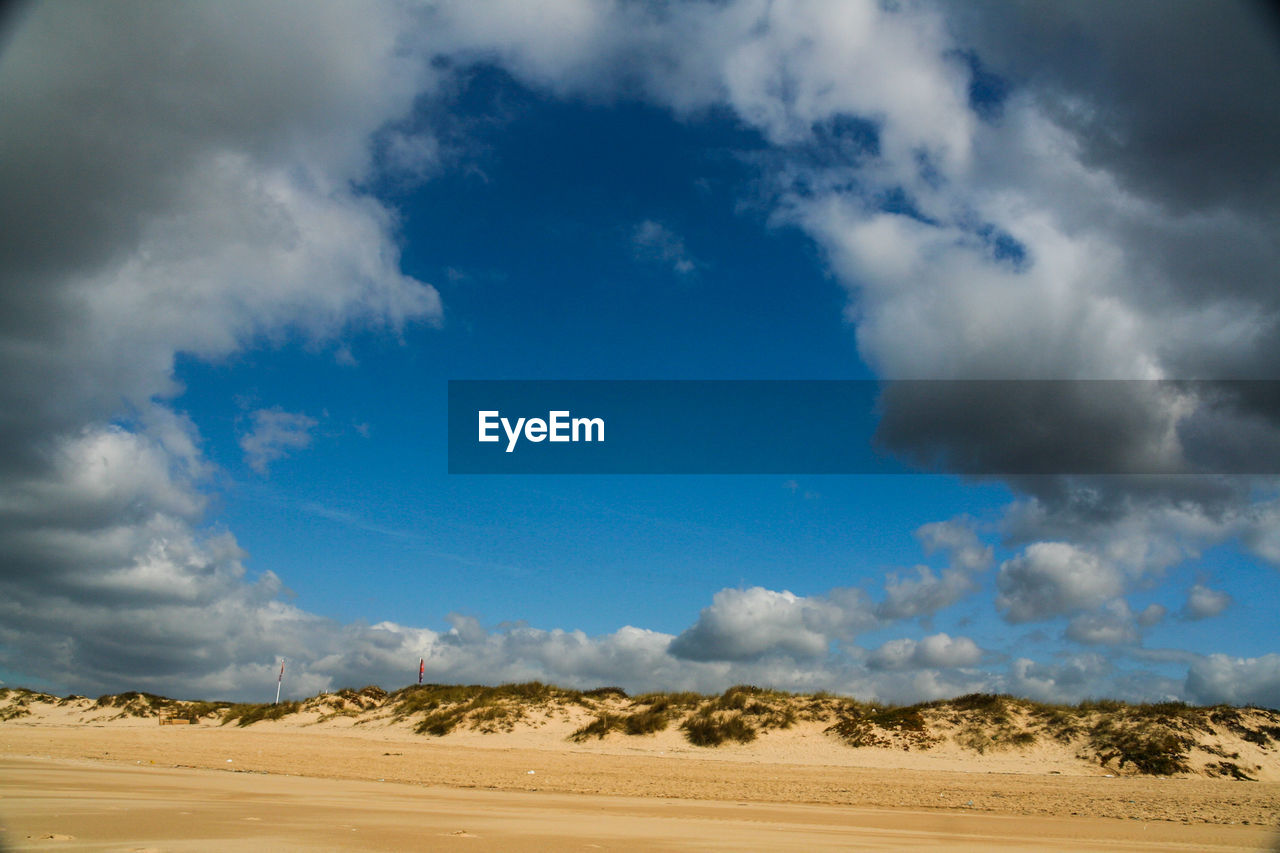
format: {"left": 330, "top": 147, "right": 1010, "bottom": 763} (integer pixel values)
{"left": 1006, "top": 654, "right": 1111, "bottom": 704}
{"left": 1186, "top": 654, "right": 1280, "bottom": 708}
{"left": 878, "top": 519, "right": 993, "bottom": 620}
{"left": 1183, "top": 584, "right": 1232, "bottom": 621}
{"left": 996, "top": 542, "right": 1124, "bottom": 623}
{"left": 867, "top": 633, "right": 982, "bottom": 670}
{"left": 668, "top": 586, "right": 875, "bottom": 662}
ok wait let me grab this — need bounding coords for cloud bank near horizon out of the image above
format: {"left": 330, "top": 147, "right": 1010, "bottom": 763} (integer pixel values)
{"left": 1, "top": 0, "right": 1277, "bottom": 705}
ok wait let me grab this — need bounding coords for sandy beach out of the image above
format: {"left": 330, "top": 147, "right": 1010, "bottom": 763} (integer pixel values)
{"left": 1, "top": 753, "right": 1274, "bottom": 852}
{"left": 2, "top": 689, "right": 1278, "bottom": 851}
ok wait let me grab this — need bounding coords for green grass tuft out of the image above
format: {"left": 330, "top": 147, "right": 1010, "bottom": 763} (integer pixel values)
{"left": 680, "top": 710, "right": 757, "bottom": 746}
{"left": 221, "top": 701, "right": 302, "bottom": 727}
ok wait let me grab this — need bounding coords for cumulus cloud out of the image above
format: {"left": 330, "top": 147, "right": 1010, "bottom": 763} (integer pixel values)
{"left": 686, "top": 1, "right": 1280, "bottom": 563}
{"left": 878, "top": 519, "right": 992, "bottom": 620}
{"left": 0, "top": 0, "right": 439, "bottom": 696}
{"left": 0, "top": 2, "right": 441, "bottom": 449}
{"left": 0, "top": 421, "right": 305, "bottom": 696}
{"left": 878, "top": 566, "right": 975, "bottom": 622}
{"left": 1186, "top": 654, "right": 1280, "bottom": 708}
{"left": 917, "top": 520, "right": 993, "bottom": 572}
{"left": 1183, "top": 584, "right": 1232, "bottom": 621}
{"left": 313, "top": 613, "right": 993, "bottom": 704}
{"left": 1006, "top": 654, "right": 1110, "bottom": 704}
{"left": 668, "top": 586, "right": 875, "bottom": 662}
{"left": 239, "top": 408, "right": 318, "bottom": 475}
{"left": 996, "top": 542, "right": 1124, "bottom": 623}
{"left": 1064, "top": 599, "right": 1141, "bottom": 646}
{"left": 867, "top": 633, "right": 982, "bottom": 670}
{"left": 1136, "top": 603, "right": 1167, "bottom": 628}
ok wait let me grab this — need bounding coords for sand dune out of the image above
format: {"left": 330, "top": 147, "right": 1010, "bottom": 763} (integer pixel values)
{"left": 2, "top": 685, "right": 1278, "bottom": 850}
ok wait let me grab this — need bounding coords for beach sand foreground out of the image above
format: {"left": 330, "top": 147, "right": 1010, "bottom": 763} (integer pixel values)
{"left": 2, "top": 755, "right": 1276, "bottom": 852}
{"left": 2, "top": 716, "right": 1278, "bottom": 851}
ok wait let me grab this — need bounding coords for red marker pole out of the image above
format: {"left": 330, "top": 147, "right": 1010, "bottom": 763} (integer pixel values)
{"left": 418, "top": 658, "right": 424, "bottom": 685}
{"left": 274, "top": 660, "right": 285, "bottom": 704}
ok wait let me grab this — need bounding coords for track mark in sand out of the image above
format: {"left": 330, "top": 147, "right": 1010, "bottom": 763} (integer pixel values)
{"left": 31, "top": 833, "right": 75, "bottom": 841}
{"left": 442, "top": 829, "right": 479, "bottom": 838}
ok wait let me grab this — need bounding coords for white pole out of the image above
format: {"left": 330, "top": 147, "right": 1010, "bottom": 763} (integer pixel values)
{"left": 274, "top": 660, "right": 284, "bottom": 704}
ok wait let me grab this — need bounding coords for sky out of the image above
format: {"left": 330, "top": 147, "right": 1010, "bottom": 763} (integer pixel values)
{"left": 1, "top": 0, "right": 1279, "bottom": 706}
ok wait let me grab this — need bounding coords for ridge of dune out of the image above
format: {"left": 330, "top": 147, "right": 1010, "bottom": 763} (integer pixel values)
{"left": 4, "top": 683, "right": 1278, "bottom": 783}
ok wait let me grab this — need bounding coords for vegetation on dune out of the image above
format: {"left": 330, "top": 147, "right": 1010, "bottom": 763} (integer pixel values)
{"left": 569, "top": 706, "right": 673, "bottom": 741}
{"left": 709, "top": 685, "right": 798, "bottom": 728}
{"left": 0, "top": 687, "right": 35, "bottom": 720}
{"left": 0, "top": 699, "right": 32, "bottom": 721}
{"left": 301, "top": 685, "right": 389, "bottom": 720}
{"left": 95, "top": 691, "right": 177, "bottom": 717}
{"left": 221, "top": 701, "right": 302, "bottom": 727}
{"left": 826, "top": 704, "right": 937, "bottom": 750}
{"left": 569, "top": 712, "right": 623, "bottom": 741}
{"left": 570, "top": 686, "right": 800, "bottom": 746}
{"left": 814, "top": 691, "right": 1280, "bottom": 779}
{"left": 179, "top": 701, "right": 231, "bottom": 722}
{"left": 1087, "top": 717, "right": 1193, "bottom": 775}
{"left": 680, "top": 709, "right": 758, "bottom": 746}
{"left": 929, "top": 693, "right": 1037, "bottom": 754}
{"left": 4, "top": 682, "right": 1278, "bottom": 778}
{"left": 391, "top": 681, "right": 587, "bottom": 736}
{"left": 620, "top": 706, "right": 670, "bottom": 735}
{"left": 632, "top": 691, "right": 705, "bottom": 715}
{"left": 87, "top": 690, "right": 230, "bottom": 722}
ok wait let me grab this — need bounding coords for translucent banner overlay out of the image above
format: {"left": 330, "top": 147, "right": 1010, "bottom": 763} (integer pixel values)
{"left": 447, "top": 380, "right": 1280, "bottom": 475}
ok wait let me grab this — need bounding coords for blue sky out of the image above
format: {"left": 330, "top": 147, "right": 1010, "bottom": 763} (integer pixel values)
{"left": 1, "top": 1, "right": 1278, "bottom": 705}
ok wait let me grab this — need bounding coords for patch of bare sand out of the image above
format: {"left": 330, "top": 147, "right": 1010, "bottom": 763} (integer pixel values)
{"left": 2, "top": 757, "right": 1277, "bottom": 852}
{"left": 1, "top": 718, "right": 1278, "bottom": 828}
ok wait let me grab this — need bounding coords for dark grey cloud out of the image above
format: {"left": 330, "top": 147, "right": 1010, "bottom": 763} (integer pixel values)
{"left": 946, "top": 0, "right": 1280, "bottom": 217}
{"left": 878, "top": 381, "right": 1280, "bottom": 478}
{"left": 0, "top": 1, "right": 441, "bottom": 464}
{"left": 874, "top": 381, "right": 1280, "bottom": 565}
{"left": 0, "top": 0, "right": 440, "bottom": 696}
{"left": 781, "top": 4, "right": 1280, "bottom": 557}
{"left": 875, "top": 381, "right": 1186, "bottom": 476}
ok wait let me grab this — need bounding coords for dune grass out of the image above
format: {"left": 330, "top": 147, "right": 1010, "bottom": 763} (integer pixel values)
{"left": 391, "top": 681, "right": 588, "bottom": 736}
{"left": 5, "top": 682, "right": 1277, "bottom": 777}
{"left": 221, "top": 701, "right": 302, "bottom": 727}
